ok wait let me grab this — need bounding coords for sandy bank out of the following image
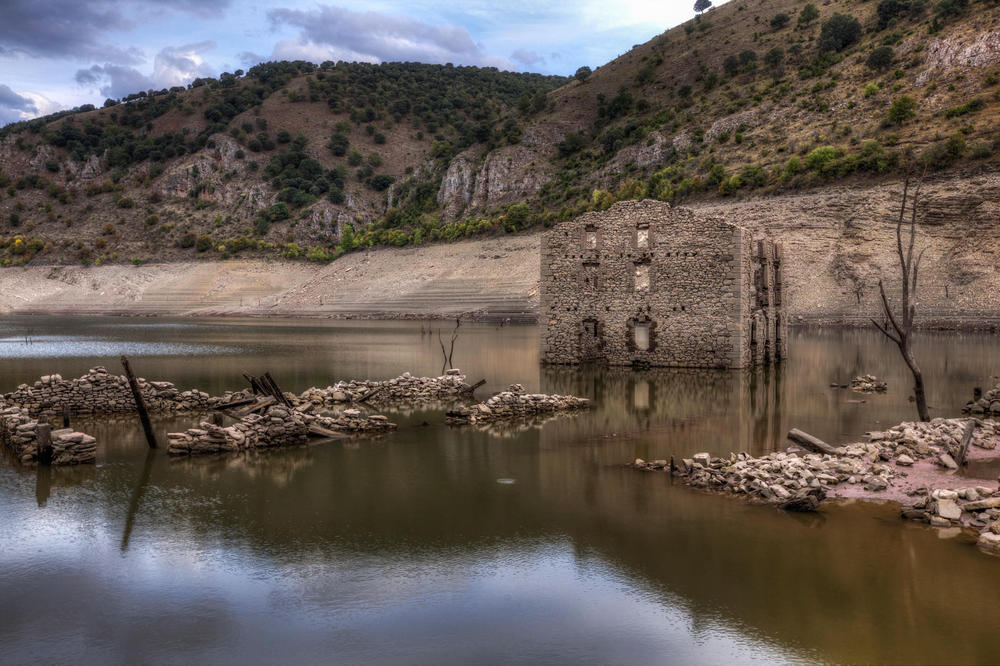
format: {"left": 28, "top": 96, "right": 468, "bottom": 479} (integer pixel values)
{"left": 0, "top": 236, "right": 540, "bottom": 321}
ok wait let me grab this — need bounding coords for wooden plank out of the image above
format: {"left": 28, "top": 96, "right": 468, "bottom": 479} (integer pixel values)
{"left": 956, "top": 419, "right": 979, "bottom": 467}
{"left": 264, "top": 372, "right": 293, "bottom": 408}
{"left": 787, "top": 428, "right": 839, "bottom": 456}
{"left": 307, "top": 423, "right": 347, "bottom": 439}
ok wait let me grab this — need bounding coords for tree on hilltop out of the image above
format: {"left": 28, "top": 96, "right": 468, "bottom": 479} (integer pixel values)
{"left": 574, "top": 66, "right": 592, "bottom": 82}
{"left": 694, "top": 0, "right": 712, "bottom": 15}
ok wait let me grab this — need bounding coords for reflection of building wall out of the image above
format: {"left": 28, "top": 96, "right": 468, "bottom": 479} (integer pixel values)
{"left": 540, "top": 364, "right": 786, "bottom": 456}
{"left": 541, "top": 200, "right": 786, "bottom": 369}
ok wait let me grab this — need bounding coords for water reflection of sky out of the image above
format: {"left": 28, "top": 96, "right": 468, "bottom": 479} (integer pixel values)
{"left": 0, "top": 339, "right": 239, "bottom": 358}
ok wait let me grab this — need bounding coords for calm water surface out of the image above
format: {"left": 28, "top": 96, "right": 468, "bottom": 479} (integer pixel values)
{"left": 1, "top": 316, "right": 999, "bottom": 665}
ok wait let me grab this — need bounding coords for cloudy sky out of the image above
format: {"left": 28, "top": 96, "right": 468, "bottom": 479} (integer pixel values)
{"left": 0, "top": 0, "right": 729, "bottom": 126}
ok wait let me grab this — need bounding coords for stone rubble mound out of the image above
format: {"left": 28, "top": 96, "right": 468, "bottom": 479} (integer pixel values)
{"left": 445, "top": 384, "right": 590, "bottom": 425}
{"left": 167, "top": 405, "right": 397, "bottom": 456}
{"left": 903, "top": 488, "right": 1000, "bottom": 554}
{"left": 633, "top": 418, "right": 1000, "bottom": 511}
{"left": 850, "top": 374, "right": 888, "bottom": 393}
{"left": 4, "top": 367, "right": 214, "bottom": 416}
{"left": 299, "top": 370, "right": 473, "bottom": 405}
{"left": 964, "top": 381, "right": 1000, "bottom": 416}
{"left": 0, "top": 405, "right": 96, "bottom": 465}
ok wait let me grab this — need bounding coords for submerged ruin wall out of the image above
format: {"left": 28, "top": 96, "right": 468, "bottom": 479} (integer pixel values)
{"left": 4, "top": 367, "right": 213, "bottom": 416}
{"left": 540, "top": 199, "right": 785, "bottom": 368}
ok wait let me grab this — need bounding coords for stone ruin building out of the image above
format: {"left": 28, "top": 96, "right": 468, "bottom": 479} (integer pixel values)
{"left": 540, "top": 199, "right": 786, "bottom": 369}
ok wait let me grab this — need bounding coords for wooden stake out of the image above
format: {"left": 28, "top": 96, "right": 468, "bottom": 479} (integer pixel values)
{"left": 264, "top": 372, "right": 293, "bottom": 408}
{"left": 956, "top": 419, "right": 979, "bottom": 467}
{"left": 121, "top": 355, "right": 158, "bottom": 449}
{"left": 62, "top": 404, "right": 71, "bottom": 428}
{"left": 36, "top": 423, "right": 53, "bottom": 466}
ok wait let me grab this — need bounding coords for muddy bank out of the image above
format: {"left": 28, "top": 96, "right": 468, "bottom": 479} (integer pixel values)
{"left": 633, "top": 417, "right": 1000, "bottom": 554}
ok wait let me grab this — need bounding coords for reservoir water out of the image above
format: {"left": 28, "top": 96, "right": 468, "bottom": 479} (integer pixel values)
{"left": 1, "top": 316, "right": 999, "bottom": 664}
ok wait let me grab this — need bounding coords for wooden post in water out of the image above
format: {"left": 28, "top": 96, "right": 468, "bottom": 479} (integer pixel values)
{"left": 36, "top": 423, "right": 53, "bottom": 466}
{"left": 62, "top": 404, "right": 71, "bottom": 428}
{"left": 121, "top": 355, "right": 158, "bottom": 449}
{"left": 956, "top": 419, "right": 979, "bottom": 467}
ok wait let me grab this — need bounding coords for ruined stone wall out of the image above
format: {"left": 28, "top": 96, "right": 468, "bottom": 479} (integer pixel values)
{"left": 541, "top": 199, "right": 783, "bottom": 368}
{"left": 4, "top": 367, "right": 213, "bottom": 416}
{"left": 0, "top": 405, "right": 97, "bottom": 465}
{"left": 444, "top": 384, "right": 590, "bottom": 425}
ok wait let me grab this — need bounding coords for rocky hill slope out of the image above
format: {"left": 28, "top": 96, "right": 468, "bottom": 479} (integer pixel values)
{"left": 0, "top": 0, "right": 999, "bottom": 324}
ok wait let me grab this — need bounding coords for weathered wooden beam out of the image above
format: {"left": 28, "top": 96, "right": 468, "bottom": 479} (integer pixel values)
{"left": 787, "top": 428, "right": 838, "bottom": 456}
{"left": 357, "top": 385, "right": 385, "bottom": 404}
{"left": 465, "top": 379, "right": 487, "bottom": 394}
{"left": 264, "top": 372, "right": 293, "bottom": 408}
{"left": 121, "top": 355, "right": 158, "bottom": 449}
{"left": 956, "top": 419, "right": 980, "bottom": 467}
{"left": 307, "top": 423, "right": 348, "bottom": 440}
{"left": 36, "top": 423, "right": 53, "bottom": 466}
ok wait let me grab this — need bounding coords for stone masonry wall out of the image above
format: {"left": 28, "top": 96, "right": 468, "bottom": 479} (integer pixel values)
{"left": 4, "top": 367, "right": 214, "bottom": 416}
{"left": 0, "top": 405, "right": 97, "bottom": 465}
{"left": 541, "top": 199, "right": 784, "bottom": 368}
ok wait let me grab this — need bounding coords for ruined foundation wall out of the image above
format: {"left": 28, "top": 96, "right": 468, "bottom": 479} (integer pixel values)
{"left": 541, "top": 199, "right": 783, "bottom": 368}
{"left": 4, "top": 367, "right": 213, "bottom": 416}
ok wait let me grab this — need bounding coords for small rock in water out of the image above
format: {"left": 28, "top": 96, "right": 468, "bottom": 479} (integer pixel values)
{"left": 936, "top": 498, "right": 962, "bottom": 521}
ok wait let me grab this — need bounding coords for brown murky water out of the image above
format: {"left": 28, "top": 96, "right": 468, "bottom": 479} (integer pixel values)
{"left": 1, "top": 316, "right": 999, "bottom": 665}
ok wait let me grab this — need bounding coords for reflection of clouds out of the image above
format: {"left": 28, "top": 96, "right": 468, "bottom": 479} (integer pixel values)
{"left": 0, "top": 339, "right": 237, "bottom": 359}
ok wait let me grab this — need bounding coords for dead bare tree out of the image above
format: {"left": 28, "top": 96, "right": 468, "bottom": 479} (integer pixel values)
{"left": 871, "top": 176, "right": 930, "bottom": 421}
{"left": 439, "top": 317, "right": 461, "bottom": 374}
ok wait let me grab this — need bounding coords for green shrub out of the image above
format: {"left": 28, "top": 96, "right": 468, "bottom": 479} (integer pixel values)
{"left": 864, "top": 82, "right": 880, "bottom": 98}
{"left": 771, "top": 13, "right": 790, "bottom": 29}
{"left": 887, "top": 95, "right": 917, "bottom": 123}
{"left": 818, "top": 13, "right": 862, "bottom": 53}
{"left": 739, "top": 165, "right": 766, "bottom": 187}
{"left": 305, "top": 245, "right": 334, "bottom": 262}
{"left": 265, "top": 202, "right": 291, "bottom": 221}
{"left": 944, "top": 98, "right": 983, "bottom": 118}
{"left": 805, "top": 145, "right": 841, "bottom": 171}
{"left": 798, "top": 3, "right": 819, "bottom": 26}
{"left": 867, "top": 46, "right": 895, "bottom": 71}
{"left": 195, "top": 235, "right": 212, "bottom": 252}
{"left": 179, "top": 232, "right": 196, "bottom": 248}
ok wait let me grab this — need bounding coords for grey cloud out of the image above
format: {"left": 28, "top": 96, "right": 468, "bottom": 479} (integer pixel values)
{"left": 75, "top": 41, "right": 216, "bottom": 99}
{"left": 0, "top": 0, "right": 227, "bottom": 63}
{"left": 75, "top": 64, "right": 154, "bottom": 99}
{"left": 238, "top": 51, "right": 268, "bottom": 67}
{"left": 0, "top": 84, "right": 38, "bottom": 127}
{"left": 511, "top": 49, "right": 543, "bottom": 66}
{"left": 267, "top": 5, "right": 513, "bottom": 69}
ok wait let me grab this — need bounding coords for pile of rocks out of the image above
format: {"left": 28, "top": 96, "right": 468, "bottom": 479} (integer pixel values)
{"left": 0, "top": 405, "right": 97, "bottom": 465}
{"left": 633, "top": 449, "right": 886, "bottom": 511}
{"left": 965, "top": 382, "right": 1000, "bottom": 416}
{"left": 4, "top": 367, "right": 215, "bottom": 416}
{"left": 902, "top": 488, "right": 1000, "bottom": 553}
{"left": 299, "top": 370, "right": 474, "bottom": 405}
{"left": 867, "top": 418, "right": 1000, "bottom": 465}
{"left": 445, "top": 384, "right": 590, "bottom": 425}
{"left": 632, "top": 418, "right": 1000, "bottom": 512}
{"left": 167, "top": 405, "right": 397, "bottom": 456}
{"left": 850, "top": 374, "right": 888, "bottom": 393}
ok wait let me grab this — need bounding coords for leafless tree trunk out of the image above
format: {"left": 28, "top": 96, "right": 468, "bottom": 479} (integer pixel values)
{"left": 439, "top": 317, "right": 461, "bottom": 374}
{"left": 871, "top": 176, "right": 930, "bottom": 421}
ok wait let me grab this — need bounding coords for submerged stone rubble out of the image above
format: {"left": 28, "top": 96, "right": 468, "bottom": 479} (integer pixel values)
{"left": 965, "top": 381, "right": 1000, "bottom": 416}
{"left": 444, "top": 384, "right": 590, "bottom": 425}
{"left": 633, "top": 418, "right": 1000, "bottom": 550}
{"left": 299, "top": 370, "right": 474, "bottom": 405}
{"left": 4, "top": 367, "right": 214, "bottom": 416}
{"left": 850, "top": 374, "right": 888, "bottom": 393}
{"left": 0, "top": 404, "right": 97, "bottom": 465}
{"left": 167, "top": 405, "right": 397, "bottom": 456}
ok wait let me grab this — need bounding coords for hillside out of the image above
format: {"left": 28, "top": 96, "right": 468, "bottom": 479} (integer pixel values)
{"left": 0, "top": 0, "right": 999, "bottom": 272}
